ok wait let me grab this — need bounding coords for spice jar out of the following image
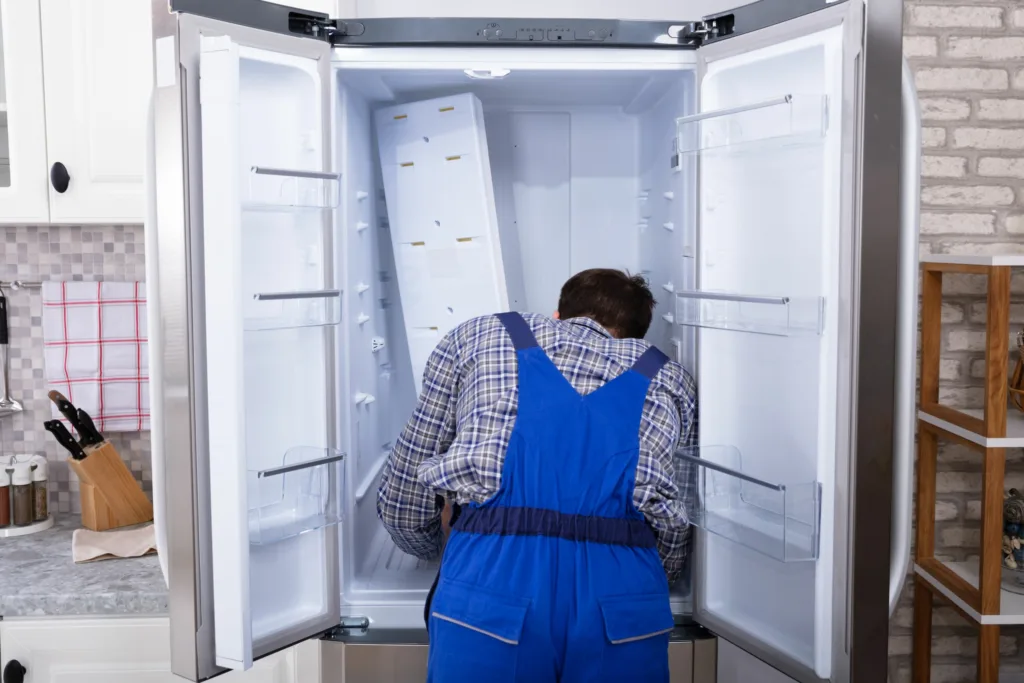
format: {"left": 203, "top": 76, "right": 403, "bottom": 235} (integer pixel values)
{"left": 0, "top": 466, "right": 10, "bottom": 528}
{"left": 31, "top": 456, "right": 48, "bottom": 522}
{"left": 11, "top": 463, "right": 33, "bottom": 526}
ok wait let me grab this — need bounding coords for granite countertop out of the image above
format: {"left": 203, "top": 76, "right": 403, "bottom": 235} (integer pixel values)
{"left": 0, "top": 517, "right": 168, "bottom": 617}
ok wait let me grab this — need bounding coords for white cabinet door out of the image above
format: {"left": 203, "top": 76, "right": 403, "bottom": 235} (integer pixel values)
{"left": 0, "top": 0, "right": 50, "bottom": 224}
{"left": 0, "top": 618, "right": 319, "bottom": 683}
{"left": 39, "top": 0, "right": 152, "bottom": 224}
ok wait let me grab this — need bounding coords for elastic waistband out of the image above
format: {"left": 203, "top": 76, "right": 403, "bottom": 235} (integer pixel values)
{"left": 454, "top": 505, "right": 658, "bottom": 549}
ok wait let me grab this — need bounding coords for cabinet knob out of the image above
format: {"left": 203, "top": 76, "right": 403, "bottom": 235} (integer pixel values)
{"left": 2, "top": 660, "right": 26, "bottom": 683}
{"left": 50, "top": 162, "right": 70, "bottom": 193}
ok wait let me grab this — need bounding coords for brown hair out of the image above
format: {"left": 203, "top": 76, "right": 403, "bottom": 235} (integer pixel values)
{"left": 557, "top": 269, "right": 656, "bottom": 339}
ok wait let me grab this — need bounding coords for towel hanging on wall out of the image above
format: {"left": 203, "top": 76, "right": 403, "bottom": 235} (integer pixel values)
{"left": 41, "top": 281, "right": 149, "bottom": 433}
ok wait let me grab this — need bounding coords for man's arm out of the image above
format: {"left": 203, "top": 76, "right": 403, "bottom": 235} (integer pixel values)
{"left": 376, "top": 331, "right": 460, "bottom": 560}
{"left": 637, "top": 366, "right": 699, "bottom": 584}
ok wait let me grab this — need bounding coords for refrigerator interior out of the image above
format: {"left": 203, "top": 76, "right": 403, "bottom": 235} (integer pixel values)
{"left": 332, "top": 63, "right": 696, "bottom": 625}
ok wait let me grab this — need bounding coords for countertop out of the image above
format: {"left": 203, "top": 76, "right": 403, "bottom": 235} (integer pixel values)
{"left": 0, "top": 517, "right": 168, "bottom": 618}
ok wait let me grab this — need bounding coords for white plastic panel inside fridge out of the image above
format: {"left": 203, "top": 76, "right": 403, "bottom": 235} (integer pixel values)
{"left": 375, "top": 93, "right": 509, "bottom": 393}
{"left": 684, "top": 25, "right": 846, "bottom": 679}
{"left": 332, "top": 56, "right": 697, "bottom": 628}
{"left": 199, "top": 35, "right": 341, "bottom": 670}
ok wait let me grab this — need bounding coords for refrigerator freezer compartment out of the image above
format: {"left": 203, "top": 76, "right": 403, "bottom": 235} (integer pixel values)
{"left": 243, "top": 166, "right": 341, "bottom": 210}
{"left": 247, "top": 446, "right": 345, "bottom": 546}
{"left": 675, "top": 94, "right": 828, "bottom": 157}
{"left": 675, "top": 290, "right": 825, "bottom": 337}
{"left": 244, "top": 289, "right": 342, "bottom": 331}
{"left": 677, "top": 446, "right": 821, "bottom": 563}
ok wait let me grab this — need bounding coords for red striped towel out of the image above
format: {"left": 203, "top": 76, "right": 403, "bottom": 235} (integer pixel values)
{"left": 41, "top": 282, "right": 149, "bottom": 432}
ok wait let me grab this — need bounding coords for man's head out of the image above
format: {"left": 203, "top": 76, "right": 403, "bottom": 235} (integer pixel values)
{"left": 554, "top": 269, "right": 656, "bottom": 340}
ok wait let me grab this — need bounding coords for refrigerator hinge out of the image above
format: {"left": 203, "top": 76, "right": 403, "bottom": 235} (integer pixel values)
{"left": 289, "top": 13, "right": 366, "bottom": 44}
{"left": 323, "top": 616, "right": 371, "bottom": 640}
{"left": 677, "top": 15, "right": 735, "bottom": 47}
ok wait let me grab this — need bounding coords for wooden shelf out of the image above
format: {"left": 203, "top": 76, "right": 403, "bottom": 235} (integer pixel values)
{"left": 919, "top": 407, "right": 1024, "bottom": 449}
{"left": 916, "top": 559, "right": 1024, "bottom": 626}
{"left": 921, "top": 254, "right": 1024, "bottom": 268}
{"left": 914, "top": 258, "right": 1014, "bottom": 683}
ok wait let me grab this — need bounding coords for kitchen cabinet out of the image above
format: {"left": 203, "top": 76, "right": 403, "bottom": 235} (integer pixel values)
{"left": 0, "top": 618, "right": 321, "bottom": 683}
{"left": 0, "top": 0, "right": 50, "bottom": 223}
{"left": 38, "top": 0, "right": 152, "bottom": 224}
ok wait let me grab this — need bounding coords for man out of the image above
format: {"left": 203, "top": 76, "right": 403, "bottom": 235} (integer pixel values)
{"left": 377, "top": 268, "right": 697, "bottom": 683}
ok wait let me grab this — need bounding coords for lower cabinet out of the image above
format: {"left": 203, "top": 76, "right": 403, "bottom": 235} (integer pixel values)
{"left": 0, "top": 618, "right": 320, "bottom": 683}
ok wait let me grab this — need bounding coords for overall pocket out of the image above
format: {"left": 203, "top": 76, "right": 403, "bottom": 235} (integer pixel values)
{"left": 428, "top": 580, "right": 529, "bottom": 683}
{"left": 597, "top": 593, "right": 673, "bottom": 682}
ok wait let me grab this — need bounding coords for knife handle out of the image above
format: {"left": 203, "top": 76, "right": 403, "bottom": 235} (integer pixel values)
{"left": 44, "top": 419, "right": 87, "bottom": 460}
{"left": 76, "top": 408, "right": 104, "bottom": 446}
{"left": 0, "top": 290, "right": 8, "bottom": 345}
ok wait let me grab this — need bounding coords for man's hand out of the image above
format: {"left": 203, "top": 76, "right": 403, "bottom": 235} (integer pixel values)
{"left": 441, "top": 500, "right": 454, "bottom": 540}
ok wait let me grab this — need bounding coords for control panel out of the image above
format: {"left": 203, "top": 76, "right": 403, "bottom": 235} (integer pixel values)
{"left": 478, "top": 22, "right": 613, "bottom": 43}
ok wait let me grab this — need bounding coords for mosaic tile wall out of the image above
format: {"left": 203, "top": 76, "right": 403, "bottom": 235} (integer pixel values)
{"left": 0, "top": 225, "right": 149, "bottom": 514}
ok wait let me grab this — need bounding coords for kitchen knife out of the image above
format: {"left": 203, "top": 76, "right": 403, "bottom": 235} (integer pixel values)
{"left": 76, "top": 408, "right": 105, "bottom": 447}
{"left": 47, "top": 390, "right": 87, "bottom": 434}
{"left": 44, "top": 419, "right": 87, "bottom": 460}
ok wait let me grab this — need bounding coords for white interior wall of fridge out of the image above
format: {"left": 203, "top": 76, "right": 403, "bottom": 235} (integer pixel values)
{"left": 332, "top": 62, "right": 694, "bottom": 626}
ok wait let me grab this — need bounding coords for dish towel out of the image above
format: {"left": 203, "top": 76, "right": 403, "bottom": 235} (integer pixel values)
{"left": 72, "top": 524, "right": 158, "bottom": 563}
{"left": 42, "top": 281, "right": 149, "bottom": 432}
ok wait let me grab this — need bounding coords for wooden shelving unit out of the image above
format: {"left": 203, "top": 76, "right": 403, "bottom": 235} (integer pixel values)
{"left": 913, "top": 254, "right": 1024, "bottom": 683}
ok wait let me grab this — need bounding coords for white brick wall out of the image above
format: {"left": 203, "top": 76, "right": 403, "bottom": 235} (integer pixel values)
{"left": 895, "top": 2, "right": 1024, "bottom": 681}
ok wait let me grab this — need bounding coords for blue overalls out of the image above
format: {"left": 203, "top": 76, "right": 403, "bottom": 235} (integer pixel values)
{"left": 426, "top": 312, "right": 674, "bottom": 683}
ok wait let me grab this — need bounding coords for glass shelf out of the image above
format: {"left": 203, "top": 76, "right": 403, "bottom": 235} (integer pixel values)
{"left": 675, "top": 94, "right": 828, "bottom": 157}
{"left": 244, "top": 289, "right": 342, "bottom": 331}
{"left": 674, "top": 290, "right": 825, "bottom": 337}
{"left": 675, "top": 445, "right": 821, "bottom": 563}
{"left": 247, "top": 446, "right": 345, "bottom": 546}
{"left": 242, "top": 166, "right": 341, "bottom": 210}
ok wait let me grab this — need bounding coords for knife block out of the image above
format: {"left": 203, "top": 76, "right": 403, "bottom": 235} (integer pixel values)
{"left": 67, "top": 442, "right": 153, "bottom": 531}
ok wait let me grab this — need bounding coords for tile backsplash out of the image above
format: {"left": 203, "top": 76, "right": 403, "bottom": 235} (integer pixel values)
{"left": 1, "top": 225, "right": 150, "bottom": 514}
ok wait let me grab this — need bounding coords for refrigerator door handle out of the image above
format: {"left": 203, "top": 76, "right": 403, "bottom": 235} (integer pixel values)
{"left": 889, "top": 57, "right": 920, "bottom": 617}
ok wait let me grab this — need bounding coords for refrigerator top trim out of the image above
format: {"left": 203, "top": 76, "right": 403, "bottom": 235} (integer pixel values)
{"left": 167, "top": 0, "right": 849, "bottom": 50}
{"left": 327, "top": 47, "right": 699, "bottom": 70}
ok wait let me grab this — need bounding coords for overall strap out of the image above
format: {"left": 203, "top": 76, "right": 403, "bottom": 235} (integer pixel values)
{"left": 495, "top": 312, "right": 539, "bottom": 350}
{"left": 630, "top": 346, "right": 670, "bottom": 381}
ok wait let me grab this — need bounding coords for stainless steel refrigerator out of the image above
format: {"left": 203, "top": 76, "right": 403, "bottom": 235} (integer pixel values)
{"left": 146, "top": 0, "right": 918, "bottom": 680}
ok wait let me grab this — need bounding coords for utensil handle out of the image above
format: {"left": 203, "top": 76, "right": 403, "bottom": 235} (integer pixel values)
{"left": 0, "top": 290, "right": 8, "bottom": 345}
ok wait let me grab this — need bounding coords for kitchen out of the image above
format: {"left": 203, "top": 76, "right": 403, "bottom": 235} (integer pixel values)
{"left": 0, "top": 1, "right": 911, "bottom": 682}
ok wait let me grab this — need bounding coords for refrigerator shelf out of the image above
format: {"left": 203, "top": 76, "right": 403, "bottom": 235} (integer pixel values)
{"left": 247, "top": 446, "right": 345, "bottom": 546}
{"left": 244, "top": 289, "right": 342, "bottom": 331}
{"left": 675, "top": 93, "right": 828, "bottom": 157}
{"left": 674, "top": 290, "right": 825, "bottom": 337}
{"left": 676, "top": 446, "right": 821, "bottom": 563}
{"left": 242, "top": 166, "right": 341, "bottom": 210}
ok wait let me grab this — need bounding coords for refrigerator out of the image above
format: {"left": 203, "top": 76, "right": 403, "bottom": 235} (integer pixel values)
{"left": 145, "top": 0, "right": 918, "bottom": 681}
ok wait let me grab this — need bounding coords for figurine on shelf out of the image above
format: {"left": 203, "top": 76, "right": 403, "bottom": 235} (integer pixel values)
{"left": 1010, "top": 330, "right": 1024, "bottom": 413}
{"left": 1004, "top": 489, "right": 1024, "bottom": 570}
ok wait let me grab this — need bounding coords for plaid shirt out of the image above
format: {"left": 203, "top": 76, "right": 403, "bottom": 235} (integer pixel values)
{"left": 377, "top": 313, "right": 698, "bottom": 582}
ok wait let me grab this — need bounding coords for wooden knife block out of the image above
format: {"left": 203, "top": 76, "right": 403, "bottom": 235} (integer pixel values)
{"left": 67, "top": 442, "right": 153, "bottom": 531}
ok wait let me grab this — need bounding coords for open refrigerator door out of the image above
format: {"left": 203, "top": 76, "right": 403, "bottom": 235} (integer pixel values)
{"left": 681, "top": 8, "right": 854, "bottom": 683}
{"left": 197, "top": 31, "right": 342, "bottom": 671}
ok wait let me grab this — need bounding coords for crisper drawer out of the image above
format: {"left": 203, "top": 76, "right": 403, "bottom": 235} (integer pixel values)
{"left": 320, "top": 627, "right": 715, "bottom": 682}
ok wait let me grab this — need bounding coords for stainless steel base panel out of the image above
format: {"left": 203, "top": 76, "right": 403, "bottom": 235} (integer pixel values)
{"left": 321, "top": 625, "right": 717, "bottom": 682}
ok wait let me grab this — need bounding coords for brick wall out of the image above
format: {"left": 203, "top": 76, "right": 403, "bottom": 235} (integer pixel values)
{"left": 890, "top": 3, "right": 1024, "bottom": 682}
